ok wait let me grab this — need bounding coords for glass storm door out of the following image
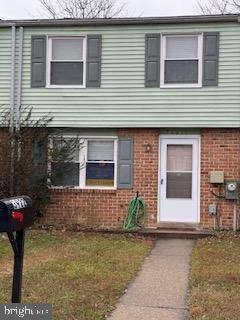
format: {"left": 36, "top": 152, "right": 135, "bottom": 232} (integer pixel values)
{"left": 159, "top": 137, "right": 199, "bottom": 223}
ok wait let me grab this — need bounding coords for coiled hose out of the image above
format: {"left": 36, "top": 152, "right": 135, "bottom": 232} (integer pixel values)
{"left": 123, "top": 192, "right": 146, "bottom": 231}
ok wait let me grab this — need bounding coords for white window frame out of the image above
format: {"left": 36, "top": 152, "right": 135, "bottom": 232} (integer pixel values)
{"left": 46, "top": 36, "right": 87, "bottom": 88}
{"left": 49, "top": 136, "right": 118, "bottom": 190}
{"left": 160, "top": 33, "right": 203, "bottom": 88}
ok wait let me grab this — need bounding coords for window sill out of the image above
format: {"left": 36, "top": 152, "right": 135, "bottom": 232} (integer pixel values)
{"left": 46, "top": 85, "right": 86, "bottom": 89}
{"left": 160, "top": 83, "right": 202, "bottom": 89}
{"left": 50, "top": 186, "right": 117, "bottom": 194}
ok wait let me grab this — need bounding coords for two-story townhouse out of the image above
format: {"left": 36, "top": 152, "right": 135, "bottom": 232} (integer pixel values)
{"left": 0, "top": 14, "right": 239, "bottom": 230}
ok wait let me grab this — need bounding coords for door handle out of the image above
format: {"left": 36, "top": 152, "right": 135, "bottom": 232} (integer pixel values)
{"left": 161, "top": 178, "right": 164, "bottom": 185}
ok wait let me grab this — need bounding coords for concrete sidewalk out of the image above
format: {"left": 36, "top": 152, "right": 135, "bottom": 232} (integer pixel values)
{"left": 108, "top": 239, "right": 194, "bottom": 320}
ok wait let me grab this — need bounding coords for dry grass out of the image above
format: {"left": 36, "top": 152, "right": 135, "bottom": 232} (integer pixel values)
{"left": 189, "top": 232, "right": 240, "bottom": 320}
{"left": 0, "top": 230, "right": 153, "bottom": 320}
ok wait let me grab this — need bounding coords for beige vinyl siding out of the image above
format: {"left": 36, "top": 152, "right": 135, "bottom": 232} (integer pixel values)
{"left": 1, "top": 22, "right": 240, "bottom": 127}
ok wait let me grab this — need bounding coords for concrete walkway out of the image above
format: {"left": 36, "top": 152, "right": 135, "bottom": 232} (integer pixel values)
{"left": 108, "top": 239, "right": 194, "bottom": 320}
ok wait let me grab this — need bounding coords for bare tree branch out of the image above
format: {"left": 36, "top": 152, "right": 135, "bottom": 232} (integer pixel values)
{"left": 232, "top": 0, "right": 240, "bottom": 10}
{"left": 197, "top": 0, "right": 240, "bottom": 14}
{"left": 39, "top": 0, "right": 58, "bottom": 18}
{"left": 38, "top": 0, "right": 126, "bottom": 19}
{"left": 0, "top": 106, "right": 86, "bottom": 216}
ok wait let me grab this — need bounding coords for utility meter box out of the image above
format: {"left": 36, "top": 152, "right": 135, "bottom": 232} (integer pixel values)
{"left": 0, "top": 196, "right": 35, "bottom": 232}
{"left": 225, "top": 180, "right": 238, "bottom": 200}
{"left": 208, "top": 204, "right": 217, "bottom": 215}
{"left": 210, "top": 171, "right": 224, "bottom": 184}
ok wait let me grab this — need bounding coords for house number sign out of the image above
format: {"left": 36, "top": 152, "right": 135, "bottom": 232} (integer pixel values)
{"left": 7, "top": 198, "right": 28, "bottom": 210}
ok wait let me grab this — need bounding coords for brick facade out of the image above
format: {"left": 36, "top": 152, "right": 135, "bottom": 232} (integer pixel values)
{"left": 45, "top": 129, "right": 159, "bottom": 229}
{"left": 42, "top": 128, "right": 239, "bottom": 230}
{"left": 200, "top": 129, "right": 240, "bottom": 229}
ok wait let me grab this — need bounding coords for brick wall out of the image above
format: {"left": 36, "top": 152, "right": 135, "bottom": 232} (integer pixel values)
{"left": 42, "top": 128, "right": 240, "bottom": 230}
{"left": 44, "top": 129, "right": 159, "bottom": 229}
{"left": 200, "top": 128, "right": 240, "bottom": 229}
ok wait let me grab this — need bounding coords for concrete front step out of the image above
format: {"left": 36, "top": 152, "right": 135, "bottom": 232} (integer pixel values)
{"left": 85, "top": 227, "right": 213, "bottom": 240}
{"left": 156, "top": 222, "right": 199, "bottom": 231}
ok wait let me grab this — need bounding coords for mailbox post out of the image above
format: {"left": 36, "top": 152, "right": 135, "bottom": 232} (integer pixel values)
{"left": 7, "top": 230, "right": 25, "bottom": 303}
{"left": 0, "top": 196, "right": 35, "bottom": 303}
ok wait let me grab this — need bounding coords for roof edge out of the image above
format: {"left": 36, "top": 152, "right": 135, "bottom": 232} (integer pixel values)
{"left": 0, "top": 14, "right": 239, "bottom": 27}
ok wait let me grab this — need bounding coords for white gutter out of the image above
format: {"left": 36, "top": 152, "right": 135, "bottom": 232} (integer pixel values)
{"left": 0, "top": 14, "right": 239, "bottom": 27}
{"left": 9, "top": 24, "right": 16, "bottom": 133}
{"left": 16, "top": 26, "right": 23, "bottom": 131}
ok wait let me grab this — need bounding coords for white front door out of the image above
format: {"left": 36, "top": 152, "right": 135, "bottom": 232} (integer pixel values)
{"left": 159, "top": 136, "right": 200, "bottom": 223}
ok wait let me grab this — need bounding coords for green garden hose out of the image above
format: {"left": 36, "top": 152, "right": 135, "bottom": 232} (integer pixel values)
{"left": 123, "top": 192, "right": 146, "bottom": 231}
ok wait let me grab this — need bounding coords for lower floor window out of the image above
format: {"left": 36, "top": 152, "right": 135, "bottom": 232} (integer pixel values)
{"left": 50, "top": 137, "right": 117, "bottom": 188}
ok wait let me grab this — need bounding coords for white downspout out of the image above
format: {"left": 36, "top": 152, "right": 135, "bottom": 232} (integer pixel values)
{"left": 10, "top": 24, "right": 16, "bottom": 132}
{"left": 16, "top": 26, "right": 24, "bottom": 132}
{"left": 233, "top": 201, "right": 238, "bottom": 232}
{"left": 9, "top": 25, "right": 16, "bottom": 195}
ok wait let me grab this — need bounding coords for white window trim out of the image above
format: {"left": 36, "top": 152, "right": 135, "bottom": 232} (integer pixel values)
{"left": 160, "top": 33, "right": 203, "bottom": 89}
{"left": 46, "top": 36, "right": 87, "bottom": 89}
{"left": 49, "top": 136, "right": 118, "bottom": 190}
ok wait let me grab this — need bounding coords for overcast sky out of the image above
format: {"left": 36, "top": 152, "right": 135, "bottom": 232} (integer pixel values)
{"left": 1, "top": 0, "right": 205, "bottom": 20}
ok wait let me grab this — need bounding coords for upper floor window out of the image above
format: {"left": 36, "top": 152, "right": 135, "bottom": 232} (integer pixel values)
{"left": 47, "top": 37, "right": 86, "bottom": 87}
{"left": 161, "top": 34, "right": 203, "bottom": 88}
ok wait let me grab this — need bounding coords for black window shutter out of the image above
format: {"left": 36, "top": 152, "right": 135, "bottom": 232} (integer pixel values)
{"left": 145, "top": 34, "right": 160, "bottom": 87}
{"left": 203, "top": 32, "right": 219, "bottom": 86}
{"left": 86, "top": 35, "right": 102, "bottom": 87}
{"left": 31, "top": 35, "right": 46, "bottom": 88}
{"left": 117, "top": 138, "right": 133, "bottom": 189}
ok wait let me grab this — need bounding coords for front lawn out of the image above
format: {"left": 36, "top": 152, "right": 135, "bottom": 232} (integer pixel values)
{"left": 190, "top": 232, "right": 240, "bottom": 320}
{"left": 0, "top": 230, "right": 152, "bottom": 320}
